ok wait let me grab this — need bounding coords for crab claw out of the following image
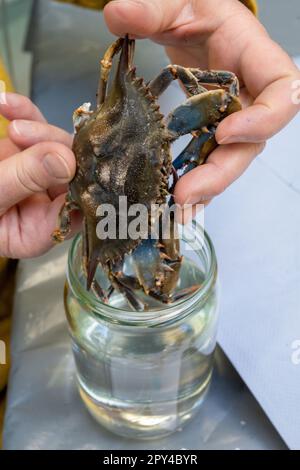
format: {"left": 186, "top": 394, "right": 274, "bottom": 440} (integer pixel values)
{"left": 166, "top": 90, "right": 241, "bottom": 139}
{"left": 131, "top": 238, "right": 163, "bottom": 295}
{"left": 173, "top": 130, "right": 216, "bottom": 173}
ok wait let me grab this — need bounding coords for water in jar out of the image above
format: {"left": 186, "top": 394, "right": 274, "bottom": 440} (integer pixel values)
{"left": 66, "top": 248, "right": 218, "bottom": 439}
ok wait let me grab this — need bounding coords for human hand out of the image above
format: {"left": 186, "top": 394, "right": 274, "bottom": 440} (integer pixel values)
{"left": 104, "top": 0, "right": 300, "bottom": 210}
{"left": 0, "top": 93, "right": 77, "bottom": 258}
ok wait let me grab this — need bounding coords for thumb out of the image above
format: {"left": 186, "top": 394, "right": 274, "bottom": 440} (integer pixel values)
{"left": 104, "top": 0, "right": 188, "bottom": 37}
{"left": 0, "top": 142, "right": 75, "bottom": 216}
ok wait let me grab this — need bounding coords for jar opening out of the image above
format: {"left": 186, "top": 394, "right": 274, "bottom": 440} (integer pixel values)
{"left": 67, "top": 223, "right": 217, "bottom": 326}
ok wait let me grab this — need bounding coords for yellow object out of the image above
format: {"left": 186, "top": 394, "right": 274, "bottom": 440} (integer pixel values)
{"left": 240, "top": 0, "right": 258, "bottom": 15}
{"left": 57, "top": 0, "right": 257, "bottom": 16}
{"left": 0, "top": 59, "right": 14, "bottom": 139}
{"left": 56, "top": 0, "right": 110, "bottom": 9}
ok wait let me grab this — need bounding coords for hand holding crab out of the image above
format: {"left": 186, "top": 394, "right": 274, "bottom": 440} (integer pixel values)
{"left": 0, "top": 0, "right": 299, "bottom": 275}
{"left": 104, "top": 0, "right": 300, "bottom": 213}
{"left": 0, "top": 94, "right": 76, "bottom": 258}
{"left": 51, "top": 0, "right": 300, "bottom": 309}
{"left": 52, "top": 36, "right": 241, "bottom": 309}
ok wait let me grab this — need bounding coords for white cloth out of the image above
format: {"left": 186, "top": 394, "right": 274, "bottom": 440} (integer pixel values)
{"left": 206, "top": 57, "right": 300, "bottom": 450}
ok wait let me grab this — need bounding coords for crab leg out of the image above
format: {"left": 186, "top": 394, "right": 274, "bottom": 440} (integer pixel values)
{"left": 149, "top": 66, "right": 239, "bottom": 99}
{"left": 169, "top": 90, "right": 240, "bottom": 174}
{"left": 52, "top": 192, "right": 79, "bottom": 243}
{"left": 190, "top": 69, "right": 239, "bottom": 96}
{"left": 173, "top": 128, "right": 217, "bottom": 174}
{"left": 149, "top": 285, "right": 201, "bottom": 304}
{"left": 149, "top": 64, "right": 207, "bottom": 98}
{"left": 166, "top": 89, "right": 241, "bottom": 142}
{"left": 130, "top": 226, "right": 202, "bottom": 305}
{"left": 108, "top": 262, "right": 146, "bottom": 311}
{"left": 82, "top": 218, "right": 109, "bottom": 302}
{"left": 149, "top": 66, "right": 240, "bottom": 174}
{"left": 97, "top": 37, "right": 124, "bottom": 106}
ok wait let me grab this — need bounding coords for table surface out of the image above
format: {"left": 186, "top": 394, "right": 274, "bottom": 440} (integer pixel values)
{"left": 4, "top": 0, "right": 300, "bottom": 450}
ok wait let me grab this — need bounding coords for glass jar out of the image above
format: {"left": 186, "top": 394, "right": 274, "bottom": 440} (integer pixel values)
{"left": 65, "top": 224, "right": 218, "bottom": 439}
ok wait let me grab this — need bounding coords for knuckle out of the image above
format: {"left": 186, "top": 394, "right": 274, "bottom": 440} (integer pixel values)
{"left": 22, "top": 94, "right": 32, "bottom": 108}
{"left": 17, "top": 94, "right": 45, "bottom": 122}
{"left": 36, "top": 141, "right": 72, "bottom": 158}
{"left": 14, "top": 142, "right": 61, "bottom": 193}
{"left": 0, "top": 214, "right": 13, "bottom": 258}
{"left": 213, "top": 178, "right": 227, "bottom": 196}
{"left": 24, "top": 95, "right": 42, "bottom": 116}
{"left": 0, "top": 218, "right": 9, "bottom": 257}
{"left": 20, "top": 94, "right": 36, "bottom": 113}
{"left": 15, "top": 154, "right": 46, "bottom": 193}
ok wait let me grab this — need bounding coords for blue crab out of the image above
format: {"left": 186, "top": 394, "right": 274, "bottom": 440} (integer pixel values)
{"left": 52, "top": 36, "right": 241, "bottom": 310}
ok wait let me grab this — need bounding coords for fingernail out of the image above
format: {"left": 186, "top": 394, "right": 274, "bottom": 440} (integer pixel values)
{"left": 180, "top": 195, "right": 198, "bottom": 206}
{"left": 0, "top": 91, "right": 7, "bottom": 105}
{"left": 12, "top": 120, "right": 35, "bottom": 136}
{"left": 43, "top": 153, "right": 71, "bottom": 180}
{"left": 183, "top": 195, "right": 211, "bottom": 206}
{"left": 217, "top": 135, "right": 233, "bottom": 144}
{"left": 218, "top": 135, "right": 245, "bottom": 144}
{"left": 0, "top": 92, "right": 20, "bottom": 107}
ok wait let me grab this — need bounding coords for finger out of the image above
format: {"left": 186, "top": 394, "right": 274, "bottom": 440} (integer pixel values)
{"left": 33, "top": 195, "right": 82, "bottom": 254}
{"left": 216, "top": 75, "right": 300, "bottom": 143}
{"left": 175, "top": 200, "right": 211, "bottom": 225}
{"left": 0, "top": 193, "right": 82, "bottom": 258}
{"left": 47, "top": 183, "right": 70, "bottom": 201}
{"left": 104, "top": 0, "right": 188, "bottom": 38}
{"left": 216, "top": 39, "right": 300, "bottom": 144}
{"left": 174, "top": 141, "right": 266, "bottom": 206}
{"left": 104, "top": 0, "right": 258, "bottom": 49}
{"left": 0, "top": 142, "right": 75, "bottom": 216}
{"left": 0, "top": 137, "right": 20, "bottom": 161}
{"left": 9, "top": 120, "right": 73, "bottom": 149}
{"left": 0, "top": 92, "right": 46, "bottom": 123}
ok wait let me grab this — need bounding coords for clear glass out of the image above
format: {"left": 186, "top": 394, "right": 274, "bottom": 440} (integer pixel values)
{"left": 65, "top": 224, "right": 219, "bottom": 439}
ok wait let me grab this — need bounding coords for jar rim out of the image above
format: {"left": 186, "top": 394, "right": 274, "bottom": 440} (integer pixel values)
{"left": 67, "top": 223, "right": 217, "bottom": 327}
